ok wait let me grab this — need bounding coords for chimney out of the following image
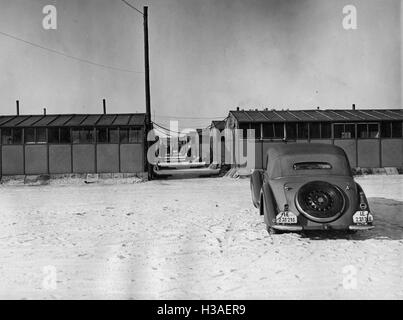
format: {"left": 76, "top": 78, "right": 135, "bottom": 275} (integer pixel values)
{"left": 43, "top": 108, "right": 47, "bottom": 116}
{"left": 103, "top": 99, "right": 107, "bottom": 114}
{"left": 352, "top": 104, "right": 356, "bottom": 111}
{"left": 16, "top": 100, "right": 20, "bottom": 115}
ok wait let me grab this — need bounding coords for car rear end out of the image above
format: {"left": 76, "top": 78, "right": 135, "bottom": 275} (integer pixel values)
{"left": 268, "top": 176, "right": 374, "bottom": 232}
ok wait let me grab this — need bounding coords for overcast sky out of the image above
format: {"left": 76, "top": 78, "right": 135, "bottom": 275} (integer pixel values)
{"left": 0, "top": 0, "right": 401, "bottom": 128}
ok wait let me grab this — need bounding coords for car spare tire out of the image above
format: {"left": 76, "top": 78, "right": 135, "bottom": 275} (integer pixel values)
{"left": 296, "top": 181, "right": 346, "bottom": 223}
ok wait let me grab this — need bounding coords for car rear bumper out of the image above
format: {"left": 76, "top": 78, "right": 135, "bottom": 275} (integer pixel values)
{"left": 272, "top": 225, "right": 303, "bottom": 231}
{"left": 349, "top": 225, "right": 374, "bottom": 231}
{"left": 271, "top": 224, "right": 374, "bottom": 231}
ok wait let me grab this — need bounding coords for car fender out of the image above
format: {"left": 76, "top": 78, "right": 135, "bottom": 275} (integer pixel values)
{"left": 261, "top": 182, "right": 278, "bottom": 225}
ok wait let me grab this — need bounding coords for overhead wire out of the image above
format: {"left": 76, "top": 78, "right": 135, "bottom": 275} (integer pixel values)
{"left": 154, "top": 114, "right": 227, "bottom": 120}
{"left": 152, "top": 118, "right": 228, "bottom": 138}
{"left": 120, "top": 0, "right": 144, "bottom": 15}
{"left": 151, "top": 121, "right": 184, "bottom": 135}
{"left": 1, "top": 2, "right": 230, "bottom": 127}
{"left": 0, "top": 30, "right": 144, "bottom": 74}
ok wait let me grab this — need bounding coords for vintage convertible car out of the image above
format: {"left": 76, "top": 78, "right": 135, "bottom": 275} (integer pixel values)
{"left": 250, "top": 144, "right": 374, "bottom": 233}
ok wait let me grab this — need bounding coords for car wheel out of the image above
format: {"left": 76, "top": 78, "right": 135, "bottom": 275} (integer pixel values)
{"left": 250, "top": 171, "right": 263, "bottom": 209}
{"left": 251, "top": 180, "right": 258, "bottom": 208}
{"left": 266, "top": 225, "right": 283, "bottom": 235}
{"left": 259, "top": 194, "right": 264, "bottom": 216}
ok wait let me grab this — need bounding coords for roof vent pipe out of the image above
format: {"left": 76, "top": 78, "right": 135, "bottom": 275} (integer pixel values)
{"left": 16, "top": 100, "right": 20, "bottom": 115}
{"left": 43, "top": 108, "right": 47, "bottom": 115}
{"left": 236, "top": 107, "right": 240, "bottom": 111}
{"left": 352, "top": 104, "right": 356, "bottom": 111}
{"left": 103, "top": 99, "right": 107, "bottom": 115}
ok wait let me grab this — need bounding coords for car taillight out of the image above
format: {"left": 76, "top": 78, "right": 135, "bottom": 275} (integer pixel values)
{"left": 360, "top": 203, "right": 367, "bottom": 210}
{"left": 352, "top": 191, "right": 373, "bottom": 225}
{"left": 359, "top": 192, "right": 368, "bottom": 211}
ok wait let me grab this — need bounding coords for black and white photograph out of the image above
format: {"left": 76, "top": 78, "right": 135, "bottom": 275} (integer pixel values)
{"left": 0, "top": 0, "right": 402, "bottom": 304}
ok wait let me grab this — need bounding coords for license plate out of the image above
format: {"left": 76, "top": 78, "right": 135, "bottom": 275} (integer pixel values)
{"left": 276, "top": 214, "right": 297, "bottom": 224}
{"left": 353, "top": 211, "right": 373, "bottom": 224}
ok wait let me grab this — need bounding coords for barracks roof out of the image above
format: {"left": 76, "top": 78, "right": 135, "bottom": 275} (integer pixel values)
{"left": 229, "top": 109, "right": 403, "bottom": 123}
{"left": 0, "top": 113, "right": 146, "bottom": 128}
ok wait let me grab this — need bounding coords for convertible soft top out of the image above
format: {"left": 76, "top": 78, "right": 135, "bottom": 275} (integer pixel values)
{"left": 266, "top": 143, "right": 346, "bottom": 160}
{"left": 265, "top": 143, "right": 352, "bottom": 178}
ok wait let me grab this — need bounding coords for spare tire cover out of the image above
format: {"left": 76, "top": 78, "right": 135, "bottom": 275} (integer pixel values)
{"left": 296, "top": 181, "right": 346, "bottom": 222}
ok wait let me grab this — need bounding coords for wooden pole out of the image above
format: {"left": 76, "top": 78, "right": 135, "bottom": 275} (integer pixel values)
{"left": 144, "top": 6, "right": 153, "bottom": 180}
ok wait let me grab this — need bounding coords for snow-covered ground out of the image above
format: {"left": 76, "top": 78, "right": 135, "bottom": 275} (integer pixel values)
{"left": 0, "top": 175, "right": 402, "bottom": 300}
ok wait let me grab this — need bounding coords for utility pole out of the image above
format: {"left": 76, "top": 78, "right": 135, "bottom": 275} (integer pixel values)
{"left": 144, "top": 6, "right": 151, "bottom": 122}
{"left": 143, "top": 6, "right": 153, "bottom": 180}
{"left": 122, "top": 2, "right": 153, "bottom": 179}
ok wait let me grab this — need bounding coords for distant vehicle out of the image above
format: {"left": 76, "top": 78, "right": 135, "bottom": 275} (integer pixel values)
{"left": 250, "top": 144, "right": 374, "bottom": 234}
{"left": 153, "top": 162, "right": 220, "bottom": 178}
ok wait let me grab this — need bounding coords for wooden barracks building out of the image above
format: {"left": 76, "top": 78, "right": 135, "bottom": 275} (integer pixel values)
{"left": 1, "top": 106, "right": 402, "bottom": 177}
{"left": 226, "top": 107, "right": 403, "bottom": 170}
{"left": 0, "top": 112, "right": 146, "bottom": 177}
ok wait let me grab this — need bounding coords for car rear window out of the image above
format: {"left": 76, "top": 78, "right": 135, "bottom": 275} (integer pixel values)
{"left": 293, "top": 162, "right": 332, "bottom": 170}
